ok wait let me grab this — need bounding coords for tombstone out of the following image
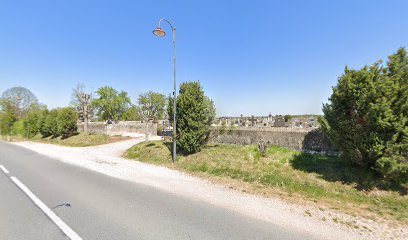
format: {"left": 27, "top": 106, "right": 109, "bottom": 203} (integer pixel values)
{"left": 258, "top": 140, "right": 267, "bottom": 157}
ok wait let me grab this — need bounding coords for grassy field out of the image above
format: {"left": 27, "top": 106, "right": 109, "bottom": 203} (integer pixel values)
{"left": 6, "top": 133, "right": 131, "bottom": 147}
{"left": 124, "top": 141, "right": 408, "bottom": 225}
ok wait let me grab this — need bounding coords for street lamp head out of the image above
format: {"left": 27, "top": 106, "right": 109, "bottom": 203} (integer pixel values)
{"left": 153, "top": 27, "right": 166, "bottom": 37}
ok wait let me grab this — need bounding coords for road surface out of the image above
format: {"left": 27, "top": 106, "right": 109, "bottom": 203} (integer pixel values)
{"left": 0, "top": 141, "right": 319, "bottom": 240}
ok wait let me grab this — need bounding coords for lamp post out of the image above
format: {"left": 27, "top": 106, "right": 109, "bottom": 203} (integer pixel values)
{"left": 153, "top": 18, "right": 177, "bottom": 163}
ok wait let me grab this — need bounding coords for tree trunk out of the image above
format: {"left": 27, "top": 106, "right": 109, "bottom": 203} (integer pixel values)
{"left": 145, "top": 120, "right": 149, "bottom": 142}
{"left": 84, "top": 117, "right": 88, "bottom": 134}
{"left": 84, "top": 105, "right": 88, "bottom": 134}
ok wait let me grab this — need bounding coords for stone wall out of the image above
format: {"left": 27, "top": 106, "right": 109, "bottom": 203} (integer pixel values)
{"left": 77, "top": 121, "right": 157, "bottom": 136}
{"left": 209, "top": 127, "right": 336, "bottom": 153}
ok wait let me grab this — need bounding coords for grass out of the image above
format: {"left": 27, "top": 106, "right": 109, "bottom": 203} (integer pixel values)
{"left": 7, "top": 133, "right": 130, "bottom": 147}
{"left": 124, "top": 141, "right": 408, "bottom": 225}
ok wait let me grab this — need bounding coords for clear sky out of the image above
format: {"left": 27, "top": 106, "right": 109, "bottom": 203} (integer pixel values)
{"left": 0, "top": 0, "right": 407, "bottom": 117}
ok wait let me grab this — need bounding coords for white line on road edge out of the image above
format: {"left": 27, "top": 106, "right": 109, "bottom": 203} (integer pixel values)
{"left": 10, "top": 176, "right": 82, "bottom": 240}
{"left": 0, "top": 165, "right": 10, "bottom": 174}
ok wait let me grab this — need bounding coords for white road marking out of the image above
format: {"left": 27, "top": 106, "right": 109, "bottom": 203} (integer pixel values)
{"left": 0, "top": 165, "right": 10, "bottom": 174}
{"left": 10, "top": 176, "right": 82, "bottom": 240}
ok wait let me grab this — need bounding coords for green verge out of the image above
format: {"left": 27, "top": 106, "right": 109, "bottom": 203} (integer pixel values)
{"left": 8, "top": 133, "right": 130, "bottom": 147}
{"left": 124, "top": 141, "right": 408, "bottom": 224}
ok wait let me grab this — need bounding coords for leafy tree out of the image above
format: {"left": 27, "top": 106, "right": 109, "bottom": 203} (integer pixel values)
{"left": 1, "top": 86, "right": 38, "bottom": 117}
{"left": 92, "top": 86, "right": 131, "bottom": 122}
{"left": 71, "top": 84, "right": 93, "bottom": 133}
{"left": 321, "top": 48, "right": 408, "bottom": 185}
{"left": 0, "top": 99, "right": 18, "bottom": 135}
{"left": 168, "top": 81, "right": 216, "bottom": 154}
{"left": 284, "top": 115, "right": 292, "bottom": 122}
{"left": 56, "top": 107, "right": 78, "bottom": 138}
{"left": 122, "top": 105, "right": 141, "bottom": 121}
{"left": 138, "top": 91, "right": 166, "bottom": 121}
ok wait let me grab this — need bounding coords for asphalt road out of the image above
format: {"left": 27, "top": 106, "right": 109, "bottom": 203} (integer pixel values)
{"left": 0, "top": 141, "right": 318, "bottom": 240}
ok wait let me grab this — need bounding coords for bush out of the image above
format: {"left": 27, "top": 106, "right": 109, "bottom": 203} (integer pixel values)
{"left": 375, "top": 157, "right": 408, "bottom": 184}
{"left": 23, "top": 108, "right": 44, "bottom": 138}
{"left": 38, "top": 109, "right": 49, "bottom": 137}
{"left": 168, "top": 81, "right": 216, "bottom": 154}
{"left": 40, "top": 108, "right": 78, "bottom": 138}
{"left": 11, "top": 120, "right": 25, "bottom": 136}
{"left": 56, "top": 107, "right": 78, "bottom": 138}
{"left": 43, "top": 109, "right": 59, "bottom": 137}
{"left": 321, "top": 48, "right": 408, "bottom": 186}
{"left": 219, "top": 120, "right": 227, "bottom": 135}
{"left": 228, "top": 125, "right": 237, "bottom": 134}
{"left": 0, "top": 99, "right": 17, "bottom": 135}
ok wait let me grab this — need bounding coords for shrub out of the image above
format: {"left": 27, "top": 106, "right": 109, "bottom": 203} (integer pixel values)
{"left": 228, "top": 125, "right": 237, "bottom": 134}
{"left": 321, "top": 48, "right": 408, "bottom": 186}
{"left": 0, "top": 99, "right": 17, "bottom": 135}
{"left": 23, "top": 108, "right": 44, "bottom": 138}
{"left": 43, "top": 109, "right": 59, "bottom": 137}
{"left": 219, "top": 120, "right": 227, "bottom": 135}
{"left": 11, "top": 120, "right": 25, "bottom": 136}
{"left": 38, "top": 109, "right": 49, "bottom": 136}
{"left": 56, "top": 107, "right": 78, "bottom": 138}
{"left": 375, "top": 157, "right": 408, "bottom": 184}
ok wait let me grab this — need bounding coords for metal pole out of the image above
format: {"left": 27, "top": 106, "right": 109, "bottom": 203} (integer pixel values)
{"left": 154, "top": 18, "right": 177, "bottom": 163}
{"left": 172, "top": 28, "right": 177, "bottom": 163}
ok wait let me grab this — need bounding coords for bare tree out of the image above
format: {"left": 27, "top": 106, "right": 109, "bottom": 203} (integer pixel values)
{"left": 71, "top": 84, "right": 93, "bottom": 133}
{"left": 1, "top": 86, "right": 39, "bottom": 117}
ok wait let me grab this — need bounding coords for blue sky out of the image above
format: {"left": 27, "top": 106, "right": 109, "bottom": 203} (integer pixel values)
{"left": 0, "top": 0, "right": 407, "bottom": 116}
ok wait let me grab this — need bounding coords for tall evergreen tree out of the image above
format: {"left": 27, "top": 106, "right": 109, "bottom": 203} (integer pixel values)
{"left": 168, "top": 81, "right": 216, "bottom": 154}
{"left": 321, "top": 48, "right": 408, "bottom": 185}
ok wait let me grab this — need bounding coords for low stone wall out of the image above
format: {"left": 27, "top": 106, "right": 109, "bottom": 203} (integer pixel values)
{"left": 209, "top": 127, "right": 336, "bottom": 153}
{"left": 77, "top": 121, "right": 157, "bottom": 136}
